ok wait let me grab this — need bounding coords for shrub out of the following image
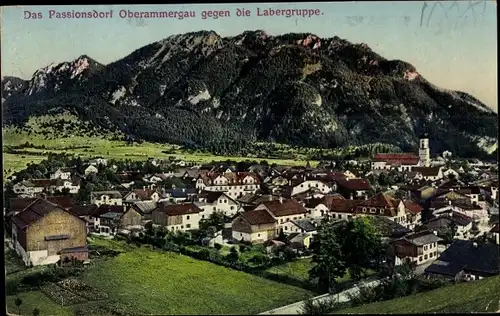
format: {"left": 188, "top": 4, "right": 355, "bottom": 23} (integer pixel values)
{"left": 239, "top": 244, "right": 248, "bottom": 252}
{"left": 214, "top": 243, "right": 222, "bottom": 250}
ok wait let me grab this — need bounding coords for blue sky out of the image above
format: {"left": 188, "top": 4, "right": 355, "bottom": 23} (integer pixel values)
{"left": 1, "top": 2, "right": 497, "bottom": 110}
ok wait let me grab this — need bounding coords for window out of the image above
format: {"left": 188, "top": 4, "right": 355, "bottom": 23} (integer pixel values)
{"left": 434, "top": 251, "right": 437, "bottom": 256}
{"left": 202, "top": 215, "right": 205, "bottom": 219}
{"left": 293, "top": 217, "right": 297, "bottom": 220}
{"left": 429, "top": 252, "right": 433, "bottom": 258}
{"left": 424, "top": 254, "right": 428, "bottom": 260}
{"left": 424, "top": 245, "right": 427, "bottom": 251}
{"left": 230, "top": 206, "right": 234, "bottom": 210}
{"left": 213, "top": 207, "right": 216, "bottom": 211}
{"left": 285, "top": 226, "right": 288, "bottom": 231}
{"left": 187, "top": 215, "right": 190, "bottom": 220}
{"left": 418, "top": 256, "right": 422, "bottom": 262}
{"left": 181, "top": 225, "right": 184, "bottom": 229}
{"left": 362, "top": 207, "right": 367, "bottom": 212}
{"left": 258, "top": 233, "right": 261, "bottom": 237}
{"left": 186, "top": 224, "right": 191, "bottom": 228}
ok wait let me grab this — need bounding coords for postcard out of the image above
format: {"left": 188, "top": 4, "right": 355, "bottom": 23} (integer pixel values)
{"left": 2, "top": 2, "right": 498, "bottom": 315}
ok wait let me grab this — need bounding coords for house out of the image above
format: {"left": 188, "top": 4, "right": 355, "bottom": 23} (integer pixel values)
{"left": 68, "top": 204, "right": 99, "bottom": 232}
{"left": 403, "top": 200, "right": 424, "bottom": 230}
{"left": 123, "top": 189, "right": 160, "bottom": 202}
{"left": 231, "top": 209, "right": 276, "bottom": 243}
{"left": 90, "top": 191, "right": 123, "bottom": 206}
{"left": 282, "top": 218, "right": 318, "bottom": 235}
{"left": 8, "top": 196, "right": 74, "bottom": 216}
{"left": 10, "top": 198, "right": 88, "bottom": 266}
{"left": 336, "top": 178, "right": 374, "bottom": 199}
{"left": 423, "top": 212, "right": 474, "bottom": 240}
{"left": 291, "top": 180, "right": 332, "bottom": 196}
{"left": 13, "top": 180, "right": 46, "bottom": 197}
{"left": 355, "top": 192, "right": 408, "bottom": 227}
{"left": 489, "top": 224, "right": 499, "bottom": 244}
{"left": 304, "top": 194, "right": 344, "bottom": 219}
{"left": 84, "top": 165, "right": 99, "bottom": 176}
{"left": 430, "top": 195, "right": 487, "bottom": 220}
{"left": 285, "top": 232, "right": 314, "bottom": 251}
{"left": 424, "top": 240, "right": 499, "bottom": 281}
{"left": 392, "top": 230, "right": 443, "bottom": 266}
{"left": 442, "top": 168, "right": 460, "bottom": 180}
{"left": 13, "top": 179, "right": 80, "bottom": 197}
{"left": 90, "top": 205, "right": 126, "bottom": 237}
{"left": 371, "top": 153, "right": 420, "bottom": 171}
{"left": 329, "top": 198, "right": 361, "bottom": 221}
{"left": 50, "top": 168, "right": 73, "bottom": 180}
{"left": 89, "top": 157, "right": 107, "bottom": 166}
{"left": 365, "top": 216, "right": 411, "bottom": 241}
{"left": 254, "top": 198, "right": 308, "bottom": 234}
{"left": 151, "top": 203, "right": 201, "bottom": 232}
{"left": 263, "top": 239, "right": 285, "bottom": 254}
{"left": 412, "top": 167, "right": 444, "bottom": 181}
{"left": 196, "top": 171, "right": 261, "bottom": 198}
{"left": 120, "top": 205, "right": 144, "bottom": 229}
{"left": 129, "top": 200, "right": 157, "bottom": 224}
{"left": 197, "top": 191, "right": 241, "bottom": 217}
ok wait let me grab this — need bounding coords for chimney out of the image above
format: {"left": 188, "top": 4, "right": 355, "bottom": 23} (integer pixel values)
{"left": 350, "top": 194, "right": 353, "bottom": 200}
{"left": 433, "top": 230, "right": 437, "bottom": 235}
{"left": 364, "top": 194, "right": 368, "bottom": 200}
{"left": 473, "top": 242, "right": 478, "bottom": 248}
{"left": 279, "top": 196, "right": 283, "bottom": 204}
{"left": 143, "top": 186, "right": 145, "bottom": 190}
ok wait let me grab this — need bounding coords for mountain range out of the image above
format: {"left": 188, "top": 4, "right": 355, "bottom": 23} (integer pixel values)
{"left": 2, "top": 30, "right": 498, "bottom": 158}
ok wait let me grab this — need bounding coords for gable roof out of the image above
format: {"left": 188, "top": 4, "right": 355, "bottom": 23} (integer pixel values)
{"left": 403, "top": 200, "right": 424, "bottom": 214}
{"left": 10, "top": 196, "right": 74, "bottom": 213}
{"left": 329, "top": 199, "right": 362, "bottom": 213}
{"left": 132, "top": 201, "right": 157, "bottom": 214}
{"left": 365, "top": 215, "right": 411, "bottom": 238}
{"left": 12, "top": 198, "right": 84, "bottom": 230}
{"left": 336, "top": 178, "right": 373, "bottom": 191}
{"left": 69, "top": 204, "right": 99, "bottom": 217}
{"left": 397, "top": 230, "right": 443, "bottom": 246}
{"left": 425, "top": 240, "right": 499, "bottom": 276}
{"left": 239, "top": 209, "right": 276, "bottom": 225}
{"left": 155, "top": 203, "right": 201, "bottom": 216}
{"left": 373, "top": 153, "right": 419, "bottom": 165}
{"left": 199, "top": 191, "right": 231, "bottom": 203}
{"left": 304, "top": 194, "right": 345, "bottom": 208}
{"left": 412, "top": 167, "right": 441, "bottom": 177}
{"left": 91, "top": 191, "right": 122, "bottom": 199}
{"left": 260, "top": 199, "right": 307, "bottom": 217}
{"left": 127, "top": 189, "right": 157, "bottom": 200}
{"left": 290, "top": 219, "right": 317, "bottom": 232}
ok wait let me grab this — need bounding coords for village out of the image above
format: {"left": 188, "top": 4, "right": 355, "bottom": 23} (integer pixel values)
{"left": 3, "top": 134, "right": 500, "bottom": 314}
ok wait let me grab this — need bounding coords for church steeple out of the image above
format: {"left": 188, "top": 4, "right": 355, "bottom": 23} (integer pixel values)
{"left": 418, "top": 134, "right": 430, "bottom": 167}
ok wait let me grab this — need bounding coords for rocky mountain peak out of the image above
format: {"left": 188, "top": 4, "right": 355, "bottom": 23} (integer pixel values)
{"left": 2, "top": 30, "right": 497, "bottom": 159}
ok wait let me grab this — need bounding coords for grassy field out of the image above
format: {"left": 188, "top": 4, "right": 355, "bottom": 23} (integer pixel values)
{"left": 80, "top": 246, "right": 313, "bottom": 314}
{"left": 2, "top": 114, "right": 317, "bottom": 178}
{"left": 265, "top": 258, "right": 375, "bottom": 284}
{"left": 336, "top": 275, "right": 500, "bottom": 314}
{"left": 6, "top": 238, "right": 314, "bottom": 315}
{"left": 6, "top": 291, "right": 74, "bottom": 316}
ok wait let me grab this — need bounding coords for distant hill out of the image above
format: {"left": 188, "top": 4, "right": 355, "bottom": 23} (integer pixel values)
{"left": 2, "top": 30, "right": 498, "bottom": 158}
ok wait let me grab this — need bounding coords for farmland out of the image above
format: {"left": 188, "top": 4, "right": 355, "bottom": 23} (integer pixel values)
{"left": 80, "top": 246, "right": 313, "bottom": 314}
{"left": 335, "top": 275, "right": 500, "bottom": 314}
{"left": 2, "top": 114, "right": 319, "bottom": 178}
{"left": 6, "top": 238, "right": 313, "bottom": 315}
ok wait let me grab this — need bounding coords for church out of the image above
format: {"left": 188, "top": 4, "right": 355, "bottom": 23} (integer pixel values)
{"left": 371, "top": 134, "right": 431, "bottom": 172}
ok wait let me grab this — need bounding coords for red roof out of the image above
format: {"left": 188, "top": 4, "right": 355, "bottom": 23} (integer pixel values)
{"left": 374, "top": 153, "right": 419, "bottom": 165}
{"left": 260, "top": 199, "right": 307, "bottom": 217}
{"left": 240, "top": 209, "right": 276, "bottom": 225}
{"left": 336, "top": 178, "right": 373, "bottom": 191}
{"left": 403, "top": 200, "right": 424, "bottom": 214}
{"left": 156, "top": 203, "right": 201, "bottom": 216}
{"left": 10, "top": 196, "right": 74, "bottom": 213}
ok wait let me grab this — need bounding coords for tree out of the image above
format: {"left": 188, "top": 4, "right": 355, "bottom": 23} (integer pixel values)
{"left": 32, "top": 307, "right": 41, "bottom": 316}
{"left": 439, "top": 222, "right": 458, "bottom": 244}
{"left": 337, "top": 217, "right": 383, "bottom": 280}
{"left": 226, "top": 246, "right": 239, "bottom": 262}
{"left": 14, "top": 297, "right": 22, "bottom": 314}
{"left": 309, "top": 218, "right": 347, "bottom": 293}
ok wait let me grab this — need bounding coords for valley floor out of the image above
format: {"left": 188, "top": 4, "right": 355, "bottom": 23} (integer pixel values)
{"left": 5, "top": 238, "right": 313, "bottom": 315}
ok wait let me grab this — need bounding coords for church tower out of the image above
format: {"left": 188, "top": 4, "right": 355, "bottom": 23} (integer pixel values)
{"left": 418, "top": 133, "right": 430, "bottom": 167}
